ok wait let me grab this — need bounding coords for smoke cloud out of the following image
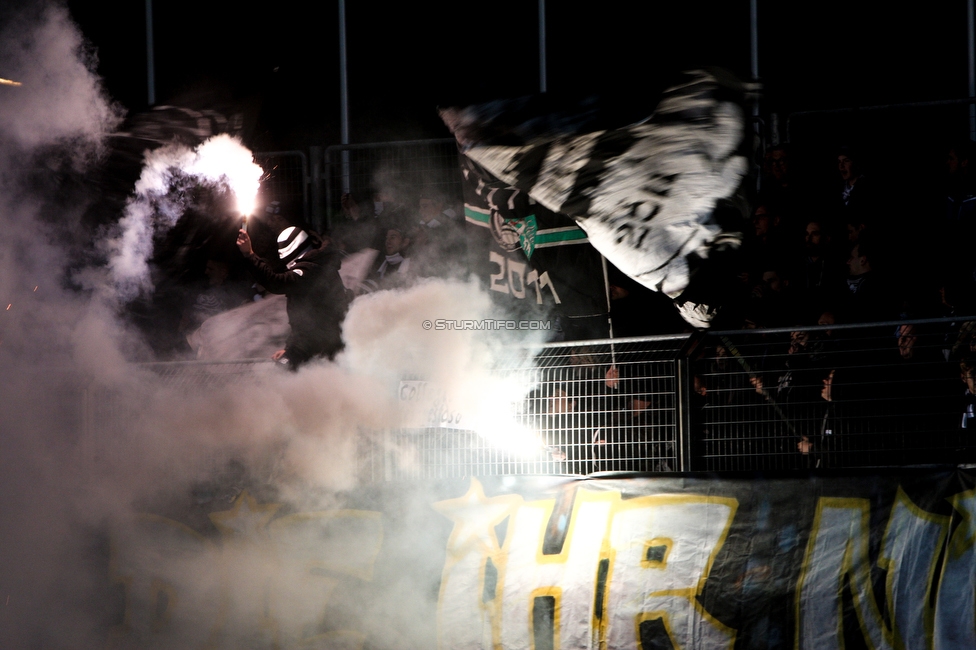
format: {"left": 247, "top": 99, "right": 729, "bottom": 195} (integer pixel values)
{"left": 104, "top": 134, "right": 263, "bottom": 301}
{"left": 0, "top": 4, "right": 544, "bottom": 648}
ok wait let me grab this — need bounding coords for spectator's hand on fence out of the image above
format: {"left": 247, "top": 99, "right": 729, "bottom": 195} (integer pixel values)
{"left": 633, "top": 397, "right": 651, "bottom": 411}
{"left": 798, "top": 436, "right": 812, "bottom": 455}
{"left": 236, "top": 229, "right": 253, "bottom": 256}
{"left": 272, "top": 349, "right": 286, "bottom": 361}
{"left": 605, "top": 365, "right": 619, "bottom": 389}
{"left": 749, "top": 375, "right": 764, "bottom": 395}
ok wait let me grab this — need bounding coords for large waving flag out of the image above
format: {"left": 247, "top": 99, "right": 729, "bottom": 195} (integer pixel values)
{"left": 442, "top": 70, "right": 748, "bottom": 327}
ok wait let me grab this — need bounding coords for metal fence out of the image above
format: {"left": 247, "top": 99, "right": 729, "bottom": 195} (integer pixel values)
{"left": 323, "top": 139, "right": 462, "bottom": 225}
{"left": 79, "top": 360, "right": 276, "bottom": 472}
{"left": 253, "top": 150, "right": 309, "bottom": 224}
{"left": 357, "top": 336, "right": 688, "bottom": 482}
{"left": 691, "top": 317, "right": 976, "bottom": 471}
{"left": 74, "top": 316, "right": 976, "bottom": 480}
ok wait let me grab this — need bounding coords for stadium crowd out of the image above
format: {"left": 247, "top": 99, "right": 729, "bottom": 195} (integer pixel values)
{"left": 529, "top": 140, "right": 976, "bottom": 470}
{"left": 689, "top": 140, "right": 976, "bottom": 468}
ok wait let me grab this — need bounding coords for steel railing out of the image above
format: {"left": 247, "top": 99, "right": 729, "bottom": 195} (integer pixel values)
{"left": 70, "top": 316, "right": 976, "bottom": 480}
{"left": 322, "top": 139, "right": 461, "bottom": 228}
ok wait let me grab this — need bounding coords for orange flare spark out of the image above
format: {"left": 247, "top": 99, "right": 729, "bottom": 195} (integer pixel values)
{"left": 0, "top": 78, "right": 22, "bottom": 86}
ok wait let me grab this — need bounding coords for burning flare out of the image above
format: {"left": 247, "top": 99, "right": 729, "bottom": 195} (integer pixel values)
{"left": 188, "top": 135, "right": 263, "bottom": 217}
{"left": 106, "top": 134, "right": 264, "bottom": 300}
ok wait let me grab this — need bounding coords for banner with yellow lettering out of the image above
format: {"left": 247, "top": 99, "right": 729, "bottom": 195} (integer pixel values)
{"left": 107, "top": 470, "right": 976, "bottom": 649}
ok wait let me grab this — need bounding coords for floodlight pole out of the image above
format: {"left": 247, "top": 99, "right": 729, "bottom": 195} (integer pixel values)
{"left": 146, "top": 0, "right": 155, "bottom": 106}
{"left": 539, "top": 0, "right": 547, "bottom": 92}
{"left": 339, "top": 0, "right": 351, "bottom": 194}
{"left": 969, "top": 0, "right": 975, "bottom": 140}
{"left": 749, "top": 0, "right": 760, "bottom": 127}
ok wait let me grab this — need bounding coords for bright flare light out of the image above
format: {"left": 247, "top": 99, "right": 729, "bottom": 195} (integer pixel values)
{"left": 466, "top": 377, "right": 548, "bottom": 458}
{"left": 189, "top": 135, "right": 263, "bottom": 217}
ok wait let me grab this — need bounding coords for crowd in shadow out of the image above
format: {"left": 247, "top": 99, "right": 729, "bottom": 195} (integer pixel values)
{"left": 526, "top": 140, "right": 976, "bottom": 471}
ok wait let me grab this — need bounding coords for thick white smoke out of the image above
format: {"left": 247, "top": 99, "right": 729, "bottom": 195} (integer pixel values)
{"left": 105, "top": 134, "right": 263, "bottom": 301}
{"left": 0, "top": 3, "right": 119, "bottom": 154}
{"left": 0, "top": 4, "right": 544, "bottom": 649}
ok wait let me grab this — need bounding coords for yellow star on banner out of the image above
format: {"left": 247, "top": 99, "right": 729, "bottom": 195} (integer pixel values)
{"left": 209, "top": 490, "right": 281, "bottom": 540}
{"left": 948, "top": 488, "right": 976, "bottom": 557}
{"left": 433, "top": 477, "right": 521, "bottom": 556}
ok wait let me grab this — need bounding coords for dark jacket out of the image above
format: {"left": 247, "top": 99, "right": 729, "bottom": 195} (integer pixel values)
{"left": 245, "top": 234, "right": 349, "bottom": 364}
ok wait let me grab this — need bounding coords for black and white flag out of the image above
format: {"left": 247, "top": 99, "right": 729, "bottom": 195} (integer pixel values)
{"left": 442, "top": 70, "right": 748, "bottom": 327}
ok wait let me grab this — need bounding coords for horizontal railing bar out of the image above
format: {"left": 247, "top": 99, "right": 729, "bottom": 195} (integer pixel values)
{"left": 707, "top": 315, "right": 976, "bottom": 337}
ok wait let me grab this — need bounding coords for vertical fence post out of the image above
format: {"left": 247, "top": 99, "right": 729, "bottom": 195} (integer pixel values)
{"left": 675, "top": 333, "right": 702, "bottom": 472}
{"left": 310, "top": 146, "right": 323, "bottom": 232}
{"left": 80, "top": 386, "right": 94, "bottom": 473}
{"left": 145, "top": 0, "right": 155, "bottom": 106}
{"left": 338, "top": 0, "right": 351, "bottom": 194}
{"left": 969, "top": 0, "right": 975, "bottom": 140}
{"left": 324, "top": 148, "right": 333, "bottom": 228}
{"left": 538, "top": 0, "right": 547, "bottom": 93}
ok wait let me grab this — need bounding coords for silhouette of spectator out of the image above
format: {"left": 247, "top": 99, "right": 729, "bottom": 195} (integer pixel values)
{"left": 741, "top": 203, "right": 788, "bottom": 282}
{"left": 961, "top": 357, "right": 976, "bottom": 431}
{"left": 836, "top": 146, "right": 875, "bottom": 218}
{"left": 752, "top": 265, "right": 798, "bottom": 326}
{"left": 332, "top": 192, "right": 380, "bottom": 254}
{"left": 888, "top": 323, "right": 958, "bottom": 462}
{"left": 764, "top": 144, "right": 791, "bottom": 188}
{"left": 797, "top": 368, "right": 839, "bottom": 466}
{"left": 606, "top": 267, "right": 686, "bottom": 337}
{"left": 843, "top": 236, "right": 896, "bottom": 323}
{"left": 795, "top": 220, "right": 847, "bottom": 310}
{"left": 366, "top": 226, "right": 413, "bottom": 290}
{"left": 372, "top": 187, "right": 410, "bottom": 221}
{"left": 525, "top": 379, "right": 593, "bottom": 473}
{"left": 761, "top": 145, "right": 794, "bottom": 206}
{"left": 178, "top": 258, "right": 250, "bottom": 337}
{"left": 844, "top": 212, "right": 871, "bottom": 245}
{"left": 410, "top": 191, "right": 466, "bottom": 279}
{"left": 760, "top": 144, "right": 808, "bottom": 237}
{"left": 805, "top": 355, "right": 898, "bottom": 467}
{"left": 417, "top": 191, "right": 458, "bottom": 229}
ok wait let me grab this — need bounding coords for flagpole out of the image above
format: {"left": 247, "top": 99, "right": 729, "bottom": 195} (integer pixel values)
{"left": 538, "top": 0, "right": 547, "bottom": 93}
{"left": 600, "top": 254, "right": 616, "bottom": 367}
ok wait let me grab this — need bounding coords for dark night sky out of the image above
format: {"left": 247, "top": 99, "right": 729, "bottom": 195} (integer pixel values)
{"left": 64, "top": 0, "right": 972, "bottom": 152}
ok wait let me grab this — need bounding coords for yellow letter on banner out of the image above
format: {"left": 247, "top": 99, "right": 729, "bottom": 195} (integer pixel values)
{"left": 434, "top": 478, "right": 522, "bottom": 650}
{"left": 797, "top": 494, "right": 952, "bottom": 650}
{"left": 601, "top": 495, "right": 738, "bottom": 650}
{"left": 497, "top": 488, "right": 614, "bottom": 650}
{"left": 795, "top": 498, "right": 892, "bottom": 650}
{"left": 877, "top": 488, "right": 948, "bottom": 650}
{"left": 935, "top": 489, "right": 976, "bottom": 649}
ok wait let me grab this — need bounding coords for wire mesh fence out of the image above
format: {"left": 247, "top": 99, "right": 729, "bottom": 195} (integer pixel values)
{"left": 68, "top": 316, "right": 976, "bottom": 480}
{"left": 323, "top": 139, "right": 462, "bottom": 222}
{"left": 253, "top": 150, "right": 309, "bottom": 223}
{"left": 692, "top": 317, "right": 976, "bottom": 471}
{"left": 79, "top": 360, "right": 277, "bottom": 472}
{"left": 357, "top": 336, "right": 687, "bottom": 481}
{"left": 513, "top": 336, "right": 685, "bottom": 476}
